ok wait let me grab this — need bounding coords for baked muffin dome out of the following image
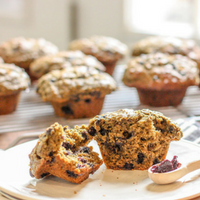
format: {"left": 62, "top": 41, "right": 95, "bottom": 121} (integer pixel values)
{"left": 30, "top": 50, "right": 105, "bottom": 79}
{"left": 123, "top": 53, "right": 199, "bottom": 89}
{"left": 0, "top": 63, "right": 30, "bottom": 114}
{"left": 88, "top": 109, "right": 183, "bottom": 170}
{"left": 37, "top": 66, "right": 117, "bottom": 118}
{"left": 132, "top": 36, "right": 200, "bottom": 66}
{"left": 0, "top": 37, "right": 58, "bottom": 67}
{"left": 69, "top": 36, "right": 128, "bottom": 75}
{"left": 0, "top": 37, "right": 58, "bottom": 81}
{"left": 0, "top": 63, "right": 30, "bottom": 95}
{"left": 123, "top": 53, "right": 199, "bottom": 106}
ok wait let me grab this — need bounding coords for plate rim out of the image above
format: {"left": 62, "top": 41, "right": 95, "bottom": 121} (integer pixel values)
{"left": 0, "top": 139, "right": 200, "bottom": 200}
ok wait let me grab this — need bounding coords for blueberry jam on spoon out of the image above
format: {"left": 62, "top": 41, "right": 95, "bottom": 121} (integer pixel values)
{"left": 148, "top": 156, "right": 200, "bottom": 184}
{"left": 151, "top": 156, "right": 181, "bottom": 173}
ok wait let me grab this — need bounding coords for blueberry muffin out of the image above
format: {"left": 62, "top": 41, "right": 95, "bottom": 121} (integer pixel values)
{"left": 0, "top": 63, "right": 30, "bottom": 114}
{"left": 29, "top": 50, "right": 105, "bottom": 79}
{"left": 132, "top": 36, "right": 200, "bottom": 75}
{"left": 122, "top": 53, "right": 199, "bottom": 107}
{"left": 37, "top": 66, "right": 117, "bottom": 118}
{"left": 29, "top": 123, "right": 103, "bottom": 183}
{"left": 87, "top": 109, "right": 183, "bottom": 170}
{"left": 132, "top": 36, "right": 200, "bottom": 60}
{"left": 69, "top": 36, "right": 128, "bottom": 75}
{"left": 0, "top": 37, "right": 58, "bottom": 81}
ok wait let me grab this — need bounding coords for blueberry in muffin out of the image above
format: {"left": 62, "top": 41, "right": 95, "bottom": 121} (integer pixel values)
{"left": 123, "top": 53, "right": 199, "bottom": 107}
{"left": 36, "top": 66, "right": 117, "bottom": 118}
{"left": 29, "top": 122, "right": 103, "bottom": 183}
{"left": 87, "top": 109, "right": 183, "bottom": 170}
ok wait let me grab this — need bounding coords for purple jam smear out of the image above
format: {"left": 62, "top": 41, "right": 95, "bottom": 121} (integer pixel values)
{"left": 151, "top": 156, "right": 181, "bottom": 173}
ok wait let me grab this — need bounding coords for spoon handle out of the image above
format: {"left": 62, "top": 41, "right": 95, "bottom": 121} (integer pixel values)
{"left": 186, "top": 160, "right": 200, "bottom": 173}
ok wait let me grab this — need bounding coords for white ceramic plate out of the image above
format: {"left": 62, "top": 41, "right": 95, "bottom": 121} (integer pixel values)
{"left": 0, "top": 139, "right": 200, "bottom": 200}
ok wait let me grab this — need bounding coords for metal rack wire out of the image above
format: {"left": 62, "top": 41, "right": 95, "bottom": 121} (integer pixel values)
{"left": 0, "top": 65, "right": 200, "bottom": 135}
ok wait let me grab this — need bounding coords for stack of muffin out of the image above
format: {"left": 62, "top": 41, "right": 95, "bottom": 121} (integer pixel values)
{"left": 0, "top": 35, "right": 200, "bottom": 116}
{"left": 0, "top": 36, "right": 128, "bottom": 117}
{"left": 122, "top": 36, "right": 200, "bottom": 107}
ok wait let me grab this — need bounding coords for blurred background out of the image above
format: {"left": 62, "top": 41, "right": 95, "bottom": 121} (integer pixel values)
{"left": 0, "top": 0, "right": 199, "bottom": 50}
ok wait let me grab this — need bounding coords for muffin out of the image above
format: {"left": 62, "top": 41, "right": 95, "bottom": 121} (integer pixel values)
{"left": 0, "top": 63, "right": 30, "bottom": 114}
{"left": 29, "top": 50, "right": 105, "bottom": 79}
{"left": 131, "top": 36, "right": 200, "bottom": 71}
{"left": 37, "top": 66, "right": 117, "bottom": 119}
{"left": 0, "top": 37, "right": 58, "bottom": 81}
{"left": 87, "top": 109, "right": 183, "bottom": 170}
{"left": 29, "top": 122, "right": 103, "bottom": 183}
{"left": 69, "top": 36, "right": 128, "bottom": 75}
{"left": 122, "top": 53, "right": 199, "bottom": 107}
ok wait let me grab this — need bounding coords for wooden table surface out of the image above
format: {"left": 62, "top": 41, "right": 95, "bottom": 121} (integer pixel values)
{"left": 0, "top": 130, "right": 30, "bottom": 150}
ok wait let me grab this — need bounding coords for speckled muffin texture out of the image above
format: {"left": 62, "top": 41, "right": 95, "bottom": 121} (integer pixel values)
{"left": 0, "top": 37, "right": 58, "bottom": 81}
{"left": 132, "top": 36, "right": 200, "bottom": 70}
{"left": 30, "top": 50, "right": 105, "bottom": 79}
{"left": 0, "top": 63, "right": 30, "bottom": 114}
{"left": 69, "top": 36, "right": 128, "bottom": 75}
{"left": 123, "top": 53, "right": 199, "bottom": 107}
{"left": 37, "top": 66, "right": 117, "bottom": 118}
{"left": 87, "top": 109, "right": 183, "bottom": 170}
{"left": 29, "top": 123, "right": 102, "bottom": 183}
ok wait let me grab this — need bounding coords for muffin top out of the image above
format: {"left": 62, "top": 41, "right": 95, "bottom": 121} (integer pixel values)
{"left": 0, "top": 63, "right": 30, "bottom": 95}
{"left": 0, "top": 37, "right": 58, "bottom": 64}
{"left": 123, "top": 53, "right": 199, "bottom": 90}
{"left": 30, "top": 50, "right": 106, "bottom": 79}
{"left": 88, "top": 108, "right": 182, "bottom": 170}
{"left": 69, "top": 36, "right": 128, "bottom": 63}
{"left": 132, "top": 36, "right": 200, "bottom": 62}
{"left": 88, "top": 108, "right": 183, "bottom": 141}
{"left": 37, "top": 66, "right": 117, "bottom": 102}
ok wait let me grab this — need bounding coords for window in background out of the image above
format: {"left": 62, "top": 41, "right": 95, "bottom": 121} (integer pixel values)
{"left": 124, "top": 0, "right": 199, "bottom": 39}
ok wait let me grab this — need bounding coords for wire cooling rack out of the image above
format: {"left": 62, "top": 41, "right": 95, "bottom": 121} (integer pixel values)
{"left": 0, "top": 65, "right": 200, "bottom": 135}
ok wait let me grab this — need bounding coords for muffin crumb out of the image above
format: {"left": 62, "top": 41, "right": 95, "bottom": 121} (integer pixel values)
{"left": 29, "top": 123, "right": 103, "bottom": 184}
{"left": 88, "top": 109, "right": 183, "bottom": 170}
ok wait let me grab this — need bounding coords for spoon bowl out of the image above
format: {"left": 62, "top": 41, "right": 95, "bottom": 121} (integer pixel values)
{"left": 148, "top": 160, "right": 200, "bottom": 185}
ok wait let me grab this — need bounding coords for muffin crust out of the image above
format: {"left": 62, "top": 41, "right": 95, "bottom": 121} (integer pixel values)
{"left": 123, "top": 53, "right": 199, "bottom": 90}
{"left": 29, "top": 123, "right": 102, "bottom": 183}
{"left": 0, "top": 37, "right": 58, "bottom": 68}
{"left": 88, "top": 109, "right": 183, "bottom": 170}
{"left": 37, "top": 66, "right": 117, "bottom": 102}
{"left": 0, "top": 63, "right": 30, "bottom": 95}
{"left": 69, "top": 36, "right": 127, "bottom": 63}
{"left": 30, "top": 50, "right": 105, "bottom": 79}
